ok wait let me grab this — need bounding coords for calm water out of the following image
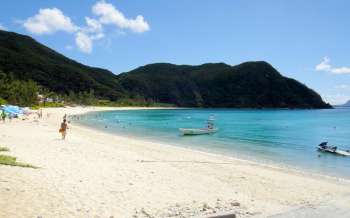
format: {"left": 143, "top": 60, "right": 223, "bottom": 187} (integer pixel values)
{"left": 75, "top": 108, "right": 350, "bottom": 179}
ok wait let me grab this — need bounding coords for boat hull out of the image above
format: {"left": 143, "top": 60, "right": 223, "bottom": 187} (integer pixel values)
{"left": 179, "top": 128, "right": 218, "bottom": 135}
{"left": 318, "top": 148, "right": 350, "bottom": 156}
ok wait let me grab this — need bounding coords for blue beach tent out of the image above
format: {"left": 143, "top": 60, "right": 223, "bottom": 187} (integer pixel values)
{"left": 1, "top": 105, "right": 24, "bottom": 115}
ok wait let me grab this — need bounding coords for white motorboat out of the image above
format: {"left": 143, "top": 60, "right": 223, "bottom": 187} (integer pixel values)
{"left": 334, "top": 150, "right": 350, "bottom": 156}
{"left": 317, "top": 142, "right": 350, "bottom": 156}
{"left": 179, "top": 116, "right": 218, "bottom": 135}
{"left": 179, "top": 127, "right": 218, "bottom": 135}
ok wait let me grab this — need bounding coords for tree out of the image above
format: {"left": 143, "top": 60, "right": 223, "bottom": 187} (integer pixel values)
{"left": 0, "top": 73, "right": 38, "bottom": 106}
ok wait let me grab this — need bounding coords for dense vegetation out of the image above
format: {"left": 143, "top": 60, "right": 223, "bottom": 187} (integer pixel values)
{"left": 0, "top": 30, "right": 123, "bottom": 101}
{"left": 0, "top": 30, "right": 331, "bottom": 109}
{"left": 119, "top": 62, "right": 332, "bottom": 108}
{"left": 0, "top": 72, "right": 38, "bottom": 106}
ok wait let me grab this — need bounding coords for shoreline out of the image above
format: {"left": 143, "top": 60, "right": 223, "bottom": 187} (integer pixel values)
{"left": 73, "top": 107, "right": 350, "bottom": 183}
{"left": 74, "top": 118, "right": 350, "bottom": 185}
{"left": 1, "top": 106, "right": 350, "bottom": 218}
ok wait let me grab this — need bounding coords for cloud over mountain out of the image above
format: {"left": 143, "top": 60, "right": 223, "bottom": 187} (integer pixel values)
{"left": 316, "top": 57, "right": 350, "bottom": 75}
{"left": 22, "top": 1, "right": 149, "bottom": 53}
{"left": 92, "top": 0, "right": 150, "bottom": 33}
{"left": 23, "top": 8, "right": 78, "bottom": 34}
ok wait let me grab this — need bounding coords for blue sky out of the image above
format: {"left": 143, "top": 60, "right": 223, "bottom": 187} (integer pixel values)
{"left": 0, "top": 0, "right": 350, "bottom": 104}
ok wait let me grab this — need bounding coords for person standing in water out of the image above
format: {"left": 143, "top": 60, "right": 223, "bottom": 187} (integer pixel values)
{"left": 59, "top": 119, "right": 68, "bottom": 140}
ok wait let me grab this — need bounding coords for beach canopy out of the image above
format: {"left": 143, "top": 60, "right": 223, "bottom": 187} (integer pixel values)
{"left": 1, "top": 105, "right": 24, "bottom": 115}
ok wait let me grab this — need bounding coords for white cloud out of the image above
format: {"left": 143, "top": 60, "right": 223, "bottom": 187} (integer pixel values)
{"left": 23, "top": 8, "right": 77, "bottom": 34}
{"left": 315, "top": 57, "right": 331, "bottom": 71}
{"left": 75, "top": 31, "right": 104, "bottom": 53}
{"left": 92, "top": 0, "right": 150, "bottom": 33}
{"left": 74, "top": 17, "right": 105, "bottom": 53}
{"left": 0, "top": 23, "right": 6, "bottom": 30}
{"left": 91, "top": 32, "right": 104, "bottom": 40}
{"left": 22, "top": 1, "right": 149, "bottom": 54}
{"left": 85, "top": 17, "right": 103, "bottom": 33}
{"left": 316, "top": 57, "right": 350, "bottom": 75}
{"left": 324, "top": 94, "right": 350, "bottom": 105}
{"left": 330, "top": 67, "right": 350, "bottom": 74}
{"left": 75, "top": 32, "right": 92, "bottom": 53}
{"left": 335, "top": 84, "right": 349, "bottom": 89}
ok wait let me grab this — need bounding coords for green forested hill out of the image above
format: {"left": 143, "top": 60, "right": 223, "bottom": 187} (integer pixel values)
{"left": 0, "top": 30, "right": 123, "bottom": 100}
{"left": 0, "top": 30, "right": 331, "bottom": 108}
{"left": 119, "top": 62, "right": 331, "bottom": 108}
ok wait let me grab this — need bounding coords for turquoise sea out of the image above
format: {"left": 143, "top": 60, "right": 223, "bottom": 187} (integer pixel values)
{"left": 75, "top": 108, "right": 350, "bottom": 179}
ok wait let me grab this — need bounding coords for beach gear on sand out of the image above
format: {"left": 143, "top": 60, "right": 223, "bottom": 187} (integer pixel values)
{"left": 1, "top": 105, "right": 24, "bottom": 115}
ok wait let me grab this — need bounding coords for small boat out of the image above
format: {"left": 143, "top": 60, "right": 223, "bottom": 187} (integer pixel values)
{"left": 179, "top": 127, "right": 218, "bottom": 135}
{"left": 317, "top": 142, "right": 350, "bottom": 156}
{"left": 179, "top": 117, "right": 218, "bottom": 135}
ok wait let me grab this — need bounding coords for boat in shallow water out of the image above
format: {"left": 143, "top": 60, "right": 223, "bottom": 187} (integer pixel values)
{"left": 179, "top": 116, "right": 218, "bottom": 135}
{"left": 179, "top": 127, "right": 218, "bottom": 135}
{"left": 317, "top": 142, "right": 350, "bottom": 156}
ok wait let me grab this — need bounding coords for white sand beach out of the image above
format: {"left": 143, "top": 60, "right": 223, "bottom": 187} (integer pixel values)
{"left": 0, "top": 107, "right": 349, "bottom": 218}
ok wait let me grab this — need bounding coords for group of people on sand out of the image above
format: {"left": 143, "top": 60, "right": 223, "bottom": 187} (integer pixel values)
{"left": 1, "top": 110, "right": 16, "bottom": 123}
{"left": 1, "top": 110, "right": 6, "bottom": 123}
{"left": 2, "top": 108, "right": 69, "bottom": 140}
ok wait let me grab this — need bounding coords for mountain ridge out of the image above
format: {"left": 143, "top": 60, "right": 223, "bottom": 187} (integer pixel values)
{"left": 340, "top": 100, "right": 350, "bottom": 107}
{"left": 120, "top": 61, "right": 331, "bottom": 108}
{"left": 0, "top": 30, "right": 331, "bottom": 109}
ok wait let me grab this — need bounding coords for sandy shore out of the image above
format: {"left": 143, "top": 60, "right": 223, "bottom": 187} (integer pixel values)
{"left": 0, "top": 107, "right": 349, "bottom": 218}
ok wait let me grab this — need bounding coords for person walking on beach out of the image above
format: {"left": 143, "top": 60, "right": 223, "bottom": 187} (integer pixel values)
{"left": 39, "top": 109, "right": 43, "bottom": 119}
{"left": 59, "top": 119, "right": 68, "bottom": 140}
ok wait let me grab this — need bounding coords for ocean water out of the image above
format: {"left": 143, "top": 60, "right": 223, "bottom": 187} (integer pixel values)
{"left": 74, "top": 108, "right": 350, "bottom": 179}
